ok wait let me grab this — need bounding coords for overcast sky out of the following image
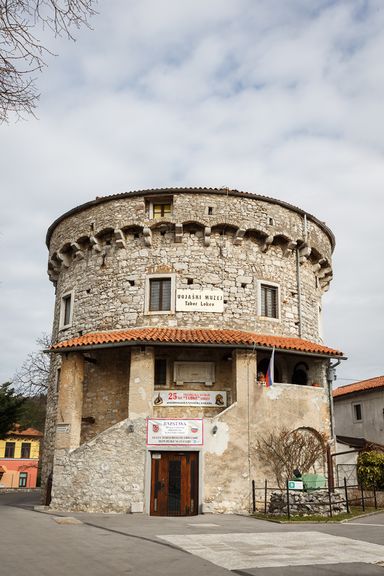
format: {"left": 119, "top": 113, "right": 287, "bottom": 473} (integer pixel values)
{"left": 0, "top": 0, "right": 383, "bottom": 387}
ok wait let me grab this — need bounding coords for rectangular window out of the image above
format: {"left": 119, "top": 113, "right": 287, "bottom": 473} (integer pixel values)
{"left": 60, "top": 291, "right": 74, "bottom": 329}
{"left": 260, "top": 283, "right": 279, "bottom": 318}
{"left": 149, "top": 278, "right": 172, "bottom": 311}
{"left": 153, "top": 203, "right": 172, "bottom": 219}
{"left": 155, "top": 359, "right": 167, "bottom": 387}
{"left": 21, "top": 443, "right": 31, "bottom": 458}
{"left": 19, "top": 472, "right": 28, "bottom": 488}
{"left": 5, "top": 442, "right": 15, "bottom": 458}
{"left": 353, "top": 403, "right": 362, "bottom": 421}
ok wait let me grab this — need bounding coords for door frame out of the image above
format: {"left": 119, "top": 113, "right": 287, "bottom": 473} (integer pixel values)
{"left": 145, "top": 447, "right": 203, "bottom": 515}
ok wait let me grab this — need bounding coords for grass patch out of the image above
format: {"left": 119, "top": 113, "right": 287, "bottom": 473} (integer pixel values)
{"left": 252, "top": 506, "right": 383, "bottom": 523}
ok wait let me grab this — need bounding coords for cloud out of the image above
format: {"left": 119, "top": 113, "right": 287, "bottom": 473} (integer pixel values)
{"left": 1, "top": 0, "right": 383, "bottom": 385}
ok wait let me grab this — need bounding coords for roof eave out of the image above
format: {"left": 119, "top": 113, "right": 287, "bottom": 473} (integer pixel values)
{"left": 49, "top": 339, "right": 346, "bottom": 359}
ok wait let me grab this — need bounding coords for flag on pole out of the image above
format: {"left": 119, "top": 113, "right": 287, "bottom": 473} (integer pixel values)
{"left": 265, "top": 348, "right": 275, "bottom": 387}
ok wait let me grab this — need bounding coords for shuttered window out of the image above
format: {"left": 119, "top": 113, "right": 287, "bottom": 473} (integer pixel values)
{"left": 260, "top": 284, "right": 278, "bottom": 318}
{"left": 149, "top": 278, "right": 172, "bottom": 311}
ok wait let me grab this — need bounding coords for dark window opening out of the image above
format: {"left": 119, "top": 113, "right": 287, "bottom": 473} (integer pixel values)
{"left": 187, "top": 278, "right": 193, "bottom": 285}
{"left": 128, "top": 279, "right": 135, "bottom": 287}
{"left": 21, "top": 443, "right": 31, "bottom": 458}
{"left": 208, "top": 207, "right": 213, "bottom": 215}
{"left": 149, "top": 278, "right": 172, "bottom": 311}
{"left": 260, "top": 284, "right": 278, "bottom": 318}
{"left": 354, "top": 403, "right": 362, "bottom": 421}
{"left": 5, "top": 442, "right": 15, "bottom": 458}
{"left": 292, "top": 362, "right": 308, "bottom": 385}
{"left": 258, "top": 358, "right": 281, "bottom": 383}
{"left": 155, "top": 359, "right": 167, "bottom": 386}
{"left": 62, "top": 294, "right": 72, "bottom": 326}
{"left": 241, "top": 283, "right": 247, "bottom": 289}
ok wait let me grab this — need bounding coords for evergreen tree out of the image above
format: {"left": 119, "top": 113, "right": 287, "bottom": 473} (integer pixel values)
{"left": 0, "top": 382, "right": 25, "bottom": 438}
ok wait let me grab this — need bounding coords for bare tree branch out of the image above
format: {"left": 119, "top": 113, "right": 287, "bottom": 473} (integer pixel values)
{"left": 256, "top": 427, "right": 326, "bottom": 489}
{"left": 13, "top": 333, "right": 51, "bottom": 396}
{"left": 0, "top": 0, "right": 97, "bottom": 121}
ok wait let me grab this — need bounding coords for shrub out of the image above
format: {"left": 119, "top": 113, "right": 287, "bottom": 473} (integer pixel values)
{"left": 357, "top": 451, "right": 384, "bottom": 489}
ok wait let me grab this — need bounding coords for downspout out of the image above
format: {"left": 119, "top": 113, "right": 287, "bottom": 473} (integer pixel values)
{"left": 326, "top": 359, "right": 341, "bottom": 491}
{"left": 295, "top": 248, "right": 303, "bottom": 338}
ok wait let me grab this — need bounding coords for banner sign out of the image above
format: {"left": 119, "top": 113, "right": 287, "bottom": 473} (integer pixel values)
{"left": 176, "top": 289, "right": 224, "bottom": 312}
{"left": 146, "top": 418, "right": 203, "bottom": 446}
{"left": 153, "top": 390, "right": 227, "bottom": 407}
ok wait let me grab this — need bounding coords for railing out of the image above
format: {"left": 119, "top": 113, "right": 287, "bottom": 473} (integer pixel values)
{"left": 251, "top": 478, "right": 381, "bottom": 519}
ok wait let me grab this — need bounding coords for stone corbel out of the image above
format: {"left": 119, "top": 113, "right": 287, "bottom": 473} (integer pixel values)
{"left": 90, "top": 235, "right": 102, "bottom": 253}
{"left": 283, "top": 240, "right": 297, "bottom": 256}
{"left": 114, "top": 229, "right": 126, "bottom": 249}
{"left": 313, "top": 258, "right": 327, "bottom": 274}
{"left": 174, "top": 223, "right": 183, "bottom": 243}
{"left": 204, "top": 226, "right": 211, "bottom": 247}
{"left": 71, "top": 242, "right": 85, "bottom": 261}
{"left": 47, "top": 263, "right": 59, "bottom": 283}
{"left": 143, "top": 227, "right": 152, "bottom": 247}
{"left": 57, "top": 251, "right": 71, "bottom": 268}
{"left": 233, "top": 227, "right": 246, "bottom": 246}
{"left": 261, "top": 235, "right": 274, "bottom": 253}
{"left": 317, "top": 265, "right": 332, "bottom": 280}
{"left": 299, "top": 243, "right": 312, "bottom": 264}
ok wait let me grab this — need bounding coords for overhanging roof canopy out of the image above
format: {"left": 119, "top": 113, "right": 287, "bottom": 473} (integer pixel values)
{"left": 51, "top": 327, "right": 344, "bottom": 358}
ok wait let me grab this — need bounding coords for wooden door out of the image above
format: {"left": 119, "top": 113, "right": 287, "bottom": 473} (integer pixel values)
{"left": 150, "top": 452, "right": 198, "bottom": 516}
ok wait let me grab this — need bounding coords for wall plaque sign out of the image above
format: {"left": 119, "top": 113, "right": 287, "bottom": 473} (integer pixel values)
{"left": 56, "top": 424, "right": 70, "bottom": 433}
{"left": 153, "top": 390, "right": 227, "bottom": 407}
{"left": 176, "top": 289, "right": 224, "bottom": 312}
{"left": 146, "top": 418, "right": 203, "bottom": 446}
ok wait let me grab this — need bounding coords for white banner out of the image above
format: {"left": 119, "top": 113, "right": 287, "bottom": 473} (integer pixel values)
{"left": 153, "top": 390, "right": 227, "bottom": 407}
{"left": 146, "top": 418, "right": 203, "bottom": 446}
{"left": 176, "top": 289, "right": 224, "bottom": 312}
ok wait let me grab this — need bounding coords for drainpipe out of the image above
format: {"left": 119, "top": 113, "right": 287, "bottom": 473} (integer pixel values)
{"left": 296, "top": 248, "right": 303, "bottom": 338}
{"left": 327, "top": 359, "right": 341, "bottom": 439}
{"left": 326, "top": 359, "right": 341, "bottom": 491}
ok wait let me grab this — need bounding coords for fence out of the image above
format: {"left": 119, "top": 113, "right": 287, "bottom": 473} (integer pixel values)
{"left": 252, "top": 478, "right": 382, "bottom": 519}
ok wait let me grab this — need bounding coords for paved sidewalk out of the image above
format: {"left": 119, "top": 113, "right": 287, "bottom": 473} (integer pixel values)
{"left": 1, "top": 492, "right": 384, "bottom": 575}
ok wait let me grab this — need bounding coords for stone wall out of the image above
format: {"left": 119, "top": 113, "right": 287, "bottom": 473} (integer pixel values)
{"left": 47, "top": 189, "right": 333, "bottom": 347}
{"left": 50, "top": 419, "right": 147, "bottom": 513}
{"left": 269, "top": 490, "right": 347, "bottom": 516}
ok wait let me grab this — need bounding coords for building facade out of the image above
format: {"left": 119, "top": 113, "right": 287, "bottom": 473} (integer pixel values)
{"left": 43, "top": 187, "right": 343, "bottom": 514}
{"left": 0, "top": 427, "right": 42, "bottom": 489}
{"left": 333, "top": 376, "right": 384, "bottom": 446}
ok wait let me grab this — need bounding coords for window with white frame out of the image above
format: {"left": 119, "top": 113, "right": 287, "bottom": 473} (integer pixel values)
{"left": 145, "top": 275, "right": 175, "bottom": 314}
{"left": 259, "top": 282, "right": 279, "bottom": 319}
{"left": 60, "top": 290, "right": 74, "bottom": 329}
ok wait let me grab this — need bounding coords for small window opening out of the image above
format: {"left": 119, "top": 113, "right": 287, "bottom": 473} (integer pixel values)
{"left": 155, "top": 359, "right": 167, "bottom": 387}
{"left": 292, "top": 362, "right": 308, "bottom": 385}
{"left": 268, "top": 217, "right": 275, "bottom": 226}
{"left": 187, "top": 278, "right": 193, "bottom": 285}
{"left": 223, "top": 299, "right": 228, "bottom": 304}
{"left": 86, "top": 288, "right": 91, "bottom": 294}
{"left": 149, "top": 278, "right": 172, "bottom": 311}
{"left": 353, "top": 403, "right": 362, "bottom": 421}
{"left": 208, "top": 207, "right": 213, "bottom": 215}
{"left": 241, "top": 283, "right": 247, "bottom": 289}
{"left": 19, "top": 472, "right": 28, "bottom": 488}
{"left": 128, "top": 280, "right": 135, "bottom": 287}
{"left": 160, "top": 230, "right": 167, "bottom": 236}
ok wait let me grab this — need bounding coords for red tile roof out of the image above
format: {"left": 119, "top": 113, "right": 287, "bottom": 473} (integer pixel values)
{"left": 8, "top": 427, "right": 43, "bottom": 437}
{"left": 333, "top": 375, "right": 384, "bottom": 398}
{"left": 51, "top": 327, "right": 343, "bottom": 357}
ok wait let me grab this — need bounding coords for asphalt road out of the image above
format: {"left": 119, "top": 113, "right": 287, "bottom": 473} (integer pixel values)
{"left": 1, "top": 491, "right": 384, "bottom": 576}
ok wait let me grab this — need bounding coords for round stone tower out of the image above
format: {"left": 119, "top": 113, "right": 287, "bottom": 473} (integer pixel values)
{"left": 43, "top": 188, "right": 341, "bottom": 515}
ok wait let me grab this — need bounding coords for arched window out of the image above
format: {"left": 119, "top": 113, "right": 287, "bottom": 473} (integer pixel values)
{"left": 292, "top": 362, "right": 308, "bottom": 385}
